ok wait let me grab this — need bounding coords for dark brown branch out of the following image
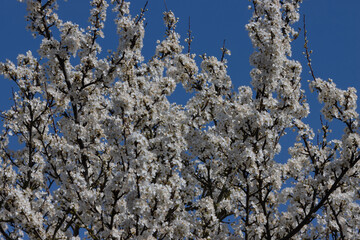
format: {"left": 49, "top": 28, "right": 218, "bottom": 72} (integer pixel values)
{"left": 187, "top": 16, "right": 193, "bottom": 54}
{"left": 280, "top": 156, "right": 359, "bottom": 240}
{"left": 0, "top": 225, "right": 14, "bottom": 240}
{"left": 220, "top": 39, "right": 227, "bottom": 62}
{"left": 303, "top": 15, "right": 316, "bottom": 81}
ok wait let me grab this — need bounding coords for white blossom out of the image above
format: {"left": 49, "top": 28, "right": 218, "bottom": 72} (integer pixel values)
{"left": 0, "top": 0, "right": 359, "bottom": 239}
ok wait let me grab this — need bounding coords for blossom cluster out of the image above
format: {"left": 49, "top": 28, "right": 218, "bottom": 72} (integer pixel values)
{"left": 0, "top": 0, "right": 359, "bottom": 239}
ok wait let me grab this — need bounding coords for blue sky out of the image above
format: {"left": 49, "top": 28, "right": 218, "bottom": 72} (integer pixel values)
{"left": 1, "top": 1, "right": 359, "bottom": 98}
{"left": 0, "top": 0, "right": 360, "bottom": 154}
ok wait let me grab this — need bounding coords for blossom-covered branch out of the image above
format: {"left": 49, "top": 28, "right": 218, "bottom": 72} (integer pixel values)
{"left": 0, "top": 0, "right": 359, "bottom": 239}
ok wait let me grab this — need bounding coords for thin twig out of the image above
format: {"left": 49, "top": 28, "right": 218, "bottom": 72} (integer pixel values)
{"left": 163, "top": 0, "right": 168, "bottom": 12}
{"left": 187, "top": 16, "right": 193, "bottom": 54}
{"left": 221, "top": 39, "right": 227, "bottom": 62}
{"left": 303, "top": 15, "right": 316, "bottom": 81}
{"left": 135, "top": 1, "right": 148, "bottom": 25}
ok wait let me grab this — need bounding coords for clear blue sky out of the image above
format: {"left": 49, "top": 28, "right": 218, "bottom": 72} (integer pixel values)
{"left": 0, "top": 0, "right": 360, "bottom": 151}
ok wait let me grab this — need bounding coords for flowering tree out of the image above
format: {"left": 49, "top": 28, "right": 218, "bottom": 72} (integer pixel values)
{"left": 0, "top": 0, "right": 359, "bottom": 239}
